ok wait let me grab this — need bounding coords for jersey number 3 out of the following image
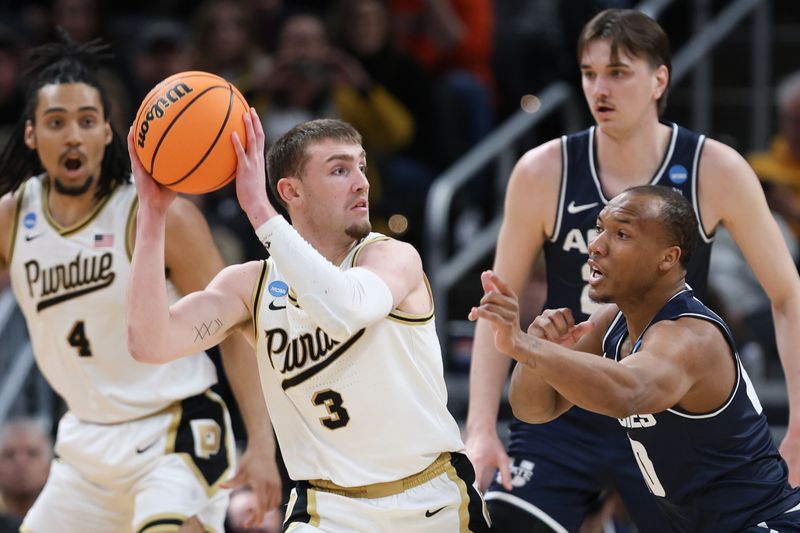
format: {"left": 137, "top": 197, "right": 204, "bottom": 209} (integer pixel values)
{"left": 312, "top": 389, "right": 350, "bottom": 429}
{"left": 67, "top": 320, "right": 93, "bottom": 357}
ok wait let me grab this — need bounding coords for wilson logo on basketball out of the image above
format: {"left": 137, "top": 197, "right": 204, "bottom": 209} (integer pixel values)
{"left": 136, "top": 82, "right": 194, "bottom": 149}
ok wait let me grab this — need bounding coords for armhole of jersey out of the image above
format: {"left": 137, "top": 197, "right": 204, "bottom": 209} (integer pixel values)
{"left": 667, "top": 312, "right": 740, "bottom": 418}
{"left": 387, "top": 272, "right": 435, "bottom": 325}
{"left": 349, "top": 234, "right": 392, "bottom": 267}
{"left": 548, "top": 136, "right": 568, "bottom": 243}
{"left": 601, "top": 310, "right": 625, "bottom": 360}
{"left": 692, "top": 135, "right": 713, "bottom": 243}
{"left": 125, "top": 196, "right": 138, "bottom": 261}
{"left": 251, "top": 260, "right": 270, "bottom": 341}
{"left": 6, "top": 181, "right": 27, "bottom": 265}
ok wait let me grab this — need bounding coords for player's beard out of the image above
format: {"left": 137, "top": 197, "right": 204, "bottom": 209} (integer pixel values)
{"left": 54, "top": 175, "right": 94, "bottom": 196}
{"left": 345, "top": 220, "right": 371, "bottom": 240}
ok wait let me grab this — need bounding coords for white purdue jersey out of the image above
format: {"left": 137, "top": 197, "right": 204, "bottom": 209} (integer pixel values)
{"left": 9, "top": 176, "right": 217, "bottom": 424}
{"left": 253, "top": 234, "right": 465, "bottom": 487}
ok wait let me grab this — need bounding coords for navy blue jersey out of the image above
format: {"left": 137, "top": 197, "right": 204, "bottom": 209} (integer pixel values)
{"left": 509, "top": 122, "right": 713, "bottom": 454}
{"left": 602, "top": 288, "right": 800, "bottom": 533}
{"left": 542, "top": 122, "right": 712, "bottom": 322}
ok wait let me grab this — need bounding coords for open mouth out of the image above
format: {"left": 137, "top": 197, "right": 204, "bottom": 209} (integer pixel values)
{"left": 64, "top": 158, "right": 82, "bottom": 171}
{"left": 352, "top": 199, "right": 368, "bottom": 210}
{"left": 588, "top": 261, "right": 605, "bottom": 285}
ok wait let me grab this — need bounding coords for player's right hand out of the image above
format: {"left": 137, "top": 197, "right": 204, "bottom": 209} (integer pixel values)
{"left": 528, "top": 308, "right": 594, "bottom": 348}
{"left": 466, "top": 429, "right": 512, "bottom": 492}
{"left": 126, "top": 127, "right": 176, "bottom": 213}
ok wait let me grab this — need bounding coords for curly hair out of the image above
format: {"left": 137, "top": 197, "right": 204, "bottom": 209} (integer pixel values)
{"left": 0, "top": 30, "right": 129, "bottom": 199}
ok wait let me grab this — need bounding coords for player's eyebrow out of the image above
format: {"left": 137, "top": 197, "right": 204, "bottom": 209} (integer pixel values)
{"left": 42, "top": 105, "right": 101, "bottom": 114}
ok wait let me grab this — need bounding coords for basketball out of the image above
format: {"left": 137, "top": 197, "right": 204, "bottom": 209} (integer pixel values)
{"left": 133, "top": 71, "right": 249, "bottom": 194}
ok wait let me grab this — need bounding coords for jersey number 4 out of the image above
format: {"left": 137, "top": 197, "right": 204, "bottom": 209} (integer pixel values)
{"left": 312, "top": 389, "right": 350, "bottom": 429}
{"left": 67, "top": 320, "right": 93, "bottom": 357}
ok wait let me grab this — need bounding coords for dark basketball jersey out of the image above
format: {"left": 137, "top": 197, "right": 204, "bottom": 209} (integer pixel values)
{"left": 509, "top": 122, "right": 712, "bottom": 450}
{"left": 542, "top": 121, "right": 712, "bottom": 322}
{"left": 603, "top": 288, "right": 800, "bottom": 533}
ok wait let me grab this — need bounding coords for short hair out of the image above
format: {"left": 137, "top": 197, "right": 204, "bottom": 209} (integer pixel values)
{"left": 623, "top": 185, "right": 699, "bottom": 267}
{"left": 266, "top": 119, "right": 362, "bottom": 209}
{"left": 577, "top": 9, "right": 672, "bottom": 116}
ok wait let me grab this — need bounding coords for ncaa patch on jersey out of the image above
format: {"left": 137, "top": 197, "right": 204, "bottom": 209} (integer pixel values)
{"left": 668, "top": 164, "right": 688, "bottom": 185}
{"left": 23, "top": 212, "right": 36, "bottom": 229}
{"left": 268, "top": 280, "right": 288, "bottom": 297}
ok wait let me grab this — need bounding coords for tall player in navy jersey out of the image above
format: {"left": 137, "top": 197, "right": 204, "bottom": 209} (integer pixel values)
{"left": 466, "top": 8, "right": 800, "bottom": 533}
{"left": 470, "top": 186, "right": 800, "bottom": 533}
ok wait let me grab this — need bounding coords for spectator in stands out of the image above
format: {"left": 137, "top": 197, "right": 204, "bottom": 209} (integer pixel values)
{"left": 389, "top": 0, "right": 495, "bottom": 169}
{"left": 44, "top": 0, "right": 133, "bottom": 131}
{"left": 0, "top": 418, "right": 51, "bottom": 531}
{"left": 130, "top": 19, "right": 192, "bottom": 105}
{"left": 190, "top": 0, "right": 271, "bottom": 102}
{"left": 749, "top": 70, "right": 800, "bottom": 241}
{"left": 328, "top": 0, "right": 437, "bottom": 248}
{"left": 0, "top": 26, "right": 24, "bottom": 150}
{"left": 256, "top": 11, "right": 415, "bottom": 240}
{"left": 388, "top": 0, "right": 496, "bottom": 245}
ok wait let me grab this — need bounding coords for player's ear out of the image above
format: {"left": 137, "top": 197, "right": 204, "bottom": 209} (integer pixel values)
{"left": 103, "top": 120, "right": 112, "bottom": 146}
{"left": 653, "top": 64, "right": 669, "bottom": 100}
{"left": 659, "top": 245, "right": 681, "bottom": 273}
{"left": 24, "top": 120, "right": 36, "bottom": 150}
{"left": 277, "top": 176, "right": 300, "bottom": 206}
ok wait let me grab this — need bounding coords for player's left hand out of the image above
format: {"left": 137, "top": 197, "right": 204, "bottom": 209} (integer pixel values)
{"left": 780, "top": 422, "right": 800, "bottom": 486}
{"left": 127, "top": 127, "right": 176, "bottom": 214}
{"left": 232, "top": 107, "right": 279, "bottom": 228}
{"left": 528, "top": 308, "right": 594, "bottom": 348}
{"left": 221, "top": 445, "right": 282, "bottom": 528}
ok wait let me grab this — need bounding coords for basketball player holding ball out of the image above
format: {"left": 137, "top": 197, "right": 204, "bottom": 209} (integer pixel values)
{"left": 132, "top": 71, "right": 250, "bottom": 195}
{"left": 0, "top": 36, "right": 281, "bottom": 532}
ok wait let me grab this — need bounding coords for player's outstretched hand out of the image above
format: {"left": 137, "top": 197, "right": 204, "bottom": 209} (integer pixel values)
{"left": 469, "top": 270, "right": 524, "bottom": 357}
{"left": 126, "top": 126, "right": 176, "bottom": 213}
{"left": 221, "top": 444, "right": 282, "bottom": 528}
{"left": 528, "top": 308, "right": 594, "bottom": 348}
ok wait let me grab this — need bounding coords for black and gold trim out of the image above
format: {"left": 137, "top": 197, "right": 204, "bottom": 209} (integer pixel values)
{"left": 308, "top": 452, "right": 451, "bottom": 499}
{"left": 349, "top": 234, "right": 391, "bottom": 268}
{"left": 387, "top": 273, "right": 435, "bottom": 325}
{"left": 445, "top": 452, "right": 491, "bottom": 532}
{"left": 348, "top": 233, "right": 436, "bottom": 325}
{"left": 40, "top": 177, "right": 118, "bottom": 236}
{"left": 136, "top": 514, "right": 186, "bottom": 533}
{"left": 7, "top": 181, "right": 27, "bottom": 264}
{"left": 164, "top": 390, "right": 233, "bottom": 497}
{"left": 252, "top": 259, "right": 270, "bottom": 340}
{"left": 284, "top": 483, "right": 321, "bottom": 529}
{"left": 287, "top": 288, "right": 300, "bottom": 308}
{"left": 125, "top": 196, "right": 138, "bottom": 261}
{"left": 135, "top": 513, "right": 218, "bottom": 533}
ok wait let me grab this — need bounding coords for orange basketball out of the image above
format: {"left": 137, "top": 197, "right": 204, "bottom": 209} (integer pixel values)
{"left": 133, "top": 71, "right": 249, "bottom": 194}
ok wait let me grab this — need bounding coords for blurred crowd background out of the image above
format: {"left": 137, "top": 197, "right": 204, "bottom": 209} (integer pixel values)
{"left": 2, "top": 0, "right": 800, "bottom": 531}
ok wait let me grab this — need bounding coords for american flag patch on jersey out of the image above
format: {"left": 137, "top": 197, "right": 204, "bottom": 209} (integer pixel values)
{"left": 93, "top": 233, "right": 115, "bottom": 247}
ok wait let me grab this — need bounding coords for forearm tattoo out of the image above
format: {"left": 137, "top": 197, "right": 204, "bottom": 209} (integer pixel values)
{"left": 523, "top": 336, "right": 541, "bottom": 369}
{"left": 193, "top": 318, "right": 224, "bottom": 341}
